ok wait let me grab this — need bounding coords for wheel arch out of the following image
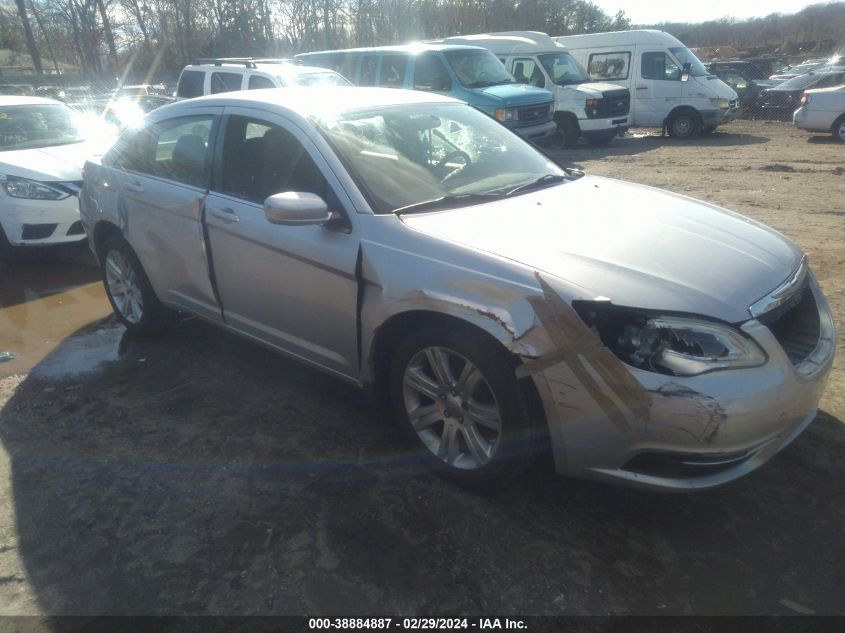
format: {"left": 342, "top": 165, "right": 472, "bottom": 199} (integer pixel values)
{"left": 666, "top": 105, "right": 702, "bottom": 126}
{"left": 92, "top": 220, "right": 124, "bottom": 261}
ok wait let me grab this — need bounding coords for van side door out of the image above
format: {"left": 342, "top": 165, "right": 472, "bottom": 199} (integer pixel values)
{"left": 203, "top": 108, "right": 360, "bottom": 379}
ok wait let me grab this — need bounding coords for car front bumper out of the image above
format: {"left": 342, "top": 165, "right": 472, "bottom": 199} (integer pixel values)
{"left": 1, "top": 193, "right": 86, "bottom": 247}
{"left": 531, "top": 274, "right": 836, "bottom": 491}
{"left": 510, "top": 119, "right": 558, "bottom": 141}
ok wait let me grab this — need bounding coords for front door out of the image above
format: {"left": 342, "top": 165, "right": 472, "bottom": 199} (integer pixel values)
{"left": 203, "top": 108, "right": 360, "bottom": 379}
{"left": 635, "top": 50, "right": 683, "bottom": 127}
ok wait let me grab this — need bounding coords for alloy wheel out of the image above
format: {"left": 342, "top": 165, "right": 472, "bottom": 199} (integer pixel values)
{"left": 105, "top": 250, "right": 144, "bottom": 324}
{"left": 402, "top": 346, "right": 502, "bottom": 470}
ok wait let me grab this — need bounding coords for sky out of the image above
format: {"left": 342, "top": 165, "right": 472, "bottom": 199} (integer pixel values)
{"left": 592, "top": 0, "right": 824, "bottom": 25}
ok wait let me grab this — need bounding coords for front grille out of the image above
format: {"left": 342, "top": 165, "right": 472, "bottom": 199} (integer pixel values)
{"left": 759, "top": 91, "right": 799, "bottom": 109}
{"left": 21, "top": 223, "right": 57, "bottom": 240}
{"left": 517, "top": 104, "right": 550, "bottom": 124}
{"left": 601, "top": 89, "right": 630, "bottom": 116}
{"left": 66, "top": 221, "right": 84, "bottom": 236}
{"left": 757, "top": 281, "right": 820, "bottom": 365}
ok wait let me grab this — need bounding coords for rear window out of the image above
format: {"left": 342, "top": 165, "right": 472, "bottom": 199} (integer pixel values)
{"left": 177, "top": 70, "right": 205, "bottom": 98}
{"left": 777, "top": 73, "right": 838, "bottom": 91}
{"left": 210, "top": 72, "right": 242, "bottom": 94}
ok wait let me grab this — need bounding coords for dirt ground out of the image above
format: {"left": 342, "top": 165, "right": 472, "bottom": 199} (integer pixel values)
{"left": 0, "top": 119, "right": 843, "bottom": 617}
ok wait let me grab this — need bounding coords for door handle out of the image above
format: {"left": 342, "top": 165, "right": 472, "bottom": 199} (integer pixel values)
{"left": 125, "top": 182, "right": 144, "bottom": 193}
{"left": 209, "top": 207, "right": 240, "bottom": 223}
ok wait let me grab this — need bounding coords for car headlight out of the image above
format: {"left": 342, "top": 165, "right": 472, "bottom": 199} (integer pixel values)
{"left": 1, "top": 177, "right": 69, "bottom": 200}
{"left": 573, "top": 302, "right": 767, "bottom": 376}
{"left": 494, "top": 108, "right": 517, "bottom": 122}
{"left": 710, "top": 98, "right": 730, "bottom": 109}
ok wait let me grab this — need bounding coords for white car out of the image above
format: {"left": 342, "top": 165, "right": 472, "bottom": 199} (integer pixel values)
{"left": 0, "top": 96, "right": 115, "bottom": 260}
{"left": 793, "top": 84, "right": 845, "bottom": 142}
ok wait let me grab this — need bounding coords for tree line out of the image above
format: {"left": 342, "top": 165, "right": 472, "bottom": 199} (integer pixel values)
{"left": 0, "top": 0, "right": 630, "bottom": 80}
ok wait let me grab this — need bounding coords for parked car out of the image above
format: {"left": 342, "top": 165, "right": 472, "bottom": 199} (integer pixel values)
{"left": 794, "top": 84, "right": 845, "bottom": 142}
{"left": 430, "top": 31, "right": 629, "bottom": 146}
{"left": 80, "top": 87, "right": 835, "bottom": 490}
{"left": 756, "top": 70, "right": 845, "bottom": 120}
{"left": 0, "top": 96, "right": 115, "bottom": 260}
{"left": 556, "top": 30, "right": 738, "bottom": 138}
{"left": 705, "top": 61, "right": 781, "bottom": 89}
{"left": 708, "top": 67, "right": 763, "bottom": 110}
{"left": 768, "top": 60, "right": 829, "bottom": 83}
{"left": 175, "top": 58, "right": 351, "bottom": 99}
{"left": 295, "top": 44, "right": 557, "bottom": 143}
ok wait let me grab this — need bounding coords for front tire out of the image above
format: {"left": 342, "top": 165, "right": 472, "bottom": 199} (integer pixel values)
{"left": 100, "top": 235, "right": 170, "bottom": 335}
{"left": 389, "top": 324, "right": 539, "bottom": 486}
{"left": 668, "top": 111, "right": 702, "bottom": 139}
{"left": 556, "top": 117, "right": 580, "bottom": 148}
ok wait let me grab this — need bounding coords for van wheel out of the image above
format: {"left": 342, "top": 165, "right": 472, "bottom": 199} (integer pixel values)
{"left": 668, "top": 111, "right": 701, "bottom": 139}
{"left": 833, "top": 116, "right": 845, "bottom": 143}
{"left": 100, "top": 235, "right": 171, "bottom": 335}
{"left": 389, "top": 324, "right": 539, "bottom": 487}
{"left": 556, "top": 117, "right": 579, "bottom": 147}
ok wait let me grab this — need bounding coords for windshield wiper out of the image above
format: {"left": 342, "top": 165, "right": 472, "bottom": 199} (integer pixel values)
{"left": 393, "top": 192, "right": 503, "bottom": 215}
{"left": 504, "top": 173, "right": 569, "bottom": 197}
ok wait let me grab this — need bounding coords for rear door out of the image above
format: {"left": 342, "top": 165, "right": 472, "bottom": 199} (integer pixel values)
{"left": 203, "top": 108, "right": 360, "bottom": 379}
{"left": 108, "top": 106, "right": 223, "bottom": 321}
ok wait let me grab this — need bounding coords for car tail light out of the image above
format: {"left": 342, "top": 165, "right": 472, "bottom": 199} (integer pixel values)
{"left": 800, "top": 92, "right": 811, "bottom": 106}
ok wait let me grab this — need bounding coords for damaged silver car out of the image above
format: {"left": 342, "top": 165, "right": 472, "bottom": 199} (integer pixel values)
{"left": 80, "top": 88, "right": 836, "bottom": 490}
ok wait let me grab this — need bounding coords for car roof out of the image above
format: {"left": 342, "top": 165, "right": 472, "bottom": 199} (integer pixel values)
{"left": 0, "top": 95, "right": 64, "bottom": 106}
{"left": 158, "top": 86, "right": 460, "bottom": 119}
{"left": 297, "top": 43, "right": 488, "bottom": 56}
{"left": 186, "top": 62, "right": 335, "bottom": 76}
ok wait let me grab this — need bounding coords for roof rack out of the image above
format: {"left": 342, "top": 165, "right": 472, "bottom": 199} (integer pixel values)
{"left": 194, "top": 58, "right": 258, "bottom": 68}
{"left": 253, "top": 58, "right": 293, "bottom": 64}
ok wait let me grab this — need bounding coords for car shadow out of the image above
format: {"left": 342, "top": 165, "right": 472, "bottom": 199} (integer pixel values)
{"left": 1, "top": 318, "right": 843, "bottom": 616}
{"left": 807, "top": 135, "right": 841, "bottom": 144}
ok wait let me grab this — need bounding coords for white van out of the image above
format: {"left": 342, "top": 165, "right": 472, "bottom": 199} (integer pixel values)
{"left": 176, "top": 58, "right": 350, "bottom": 99}
{"left": 432, "top": 32, "right": 629, "bottom": 146}
{"left": 555, "top": 30, "right": 739, "bottom": 138}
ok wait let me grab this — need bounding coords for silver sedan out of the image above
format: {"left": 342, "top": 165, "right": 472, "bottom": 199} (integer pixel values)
{"left": 80, "top": 87, "right": 836, "bottom": 490}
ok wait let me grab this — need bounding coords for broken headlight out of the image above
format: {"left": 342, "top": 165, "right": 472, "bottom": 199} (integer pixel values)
{"left": 574, "top": 303, "right": 766, "bottom": 376}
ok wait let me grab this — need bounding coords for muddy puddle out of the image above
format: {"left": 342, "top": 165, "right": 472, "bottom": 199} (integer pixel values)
{"left": 0, "top": 251, "right": 117, "bottom": 379}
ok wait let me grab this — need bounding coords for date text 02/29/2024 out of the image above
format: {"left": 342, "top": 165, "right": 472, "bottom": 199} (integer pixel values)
{"left": 308, "top": 618, "right": 527, "bottom": 630}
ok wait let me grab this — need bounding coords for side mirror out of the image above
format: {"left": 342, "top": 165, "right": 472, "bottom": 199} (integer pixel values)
{"left": 681, "top": 62, "right": 691, "bottom": 82}
{"left": 264, "top": 191, "right": 331, "bottom": 226}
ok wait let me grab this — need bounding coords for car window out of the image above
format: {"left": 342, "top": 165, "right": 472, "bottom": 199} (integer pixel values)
{"left": 642, "top": 52, "right": 681, "bottom": 81}
{"left": 724, "top": 71, "right": 748, "bottom": 89}
{"left": 110, "top": 115, "right": 213, "bottom": 188}
{"left": 177, "top": 70, "right": 205, "bottom": 98}
{"left": 360, "top": 56, "right": 378, "bottom": 86}
{"left": 210, "top": 72, "right": 242, "bottom": 94}
{"left": 379, "top": 55, "right": 407, "bottom": 87}
{"left": 512, "top": 58, "right": 545, "bottom": 88}
{"left": 217, "top": 115, "right": 328, "bottom": 203}
{"left": 588, "top": 52, "right": 630, "bottom": 80}
{"left": 414, "top": 52, "right": 451, "bottom": 91}
{"left": 248, "top": 75, "right": 276, "bottom": 90}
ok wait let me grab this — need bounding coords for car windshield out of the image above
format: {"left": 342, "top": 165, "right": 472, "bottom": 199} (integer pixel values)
{"left": 443, "top": 49, "right": 514, "bottom": 88}
{"left": 0, "top": 103, "right": 95, "bottom": 151}
{"left": 538, "top": 52, "right": 588, "bottom": 85}
{"left": 777, "top": 73, "right": 834, "bottom": 90}
{"left": 668, "top": 47, "right": 709, "bottom": 76}
{"left": 294, "top": 72, "right": 350, "bottom": 87}
{"left": 315, "top": 102, "right": 564, "bottom": 214}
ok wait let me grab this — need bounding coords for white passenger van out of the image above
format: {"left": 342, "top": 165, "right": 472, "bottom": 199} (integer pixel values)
{"left": 431, "top": 32, "right": 629, "bottom": 146}
{"left": 555, "top": 30, "right": 739, "bottom": 138}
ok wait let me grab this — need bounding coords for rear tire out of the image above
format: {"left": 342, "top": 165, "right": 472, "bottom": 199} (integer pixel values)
{"left": 100, "top": 235, "right": 171, "bottom": 335}
{"left": 668, "top": 111, "right": 702, "bottom": 139}
{"left": 389, "top": 323, "right": 540, "bottom": 488}
{"left": 833, "top": 115, "right": 845, "bottom": 143}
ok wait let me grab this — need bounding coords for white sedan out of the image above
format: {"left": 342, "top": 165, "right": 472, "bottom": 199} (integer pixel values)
{"left": 793, "top": 84, "right": 845, "bottom": 142}
{"left": 0, "top": 96, "right": 115, "bottom": 260}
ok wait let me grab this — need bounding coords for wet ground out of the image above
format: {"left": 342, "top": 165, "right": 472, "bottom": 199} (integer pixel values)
{"left": 0, "top": 120, "right": 843, "bottom": 616}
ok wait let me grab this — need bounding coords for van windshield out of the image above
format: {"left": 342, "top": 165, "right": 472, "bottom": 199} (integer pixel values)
{"left": 443, "top": 49, "right": 514, "bottom": 88}
{"left": 537, "top": 52, "right": 589, "bottom": 86}
{"left": 316, "top": 102, "right": 564, "bottom": 214}
{"left": 668, "top": 47, "right": 709, "bottom": 77}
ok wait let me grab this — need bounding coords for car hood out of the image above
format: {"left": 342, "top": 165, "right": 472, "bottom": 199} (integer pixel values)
{"left": 478, "top": 83, "right": 553, "bottom": 106}
{"left": 0, "top": 139, "right": 112, "bottom": 182}
{"left": 400, "top": 176, "right": 803, "bottom": 323}
{"left": 574, "top": 81, "right": 627, "bottom": 95}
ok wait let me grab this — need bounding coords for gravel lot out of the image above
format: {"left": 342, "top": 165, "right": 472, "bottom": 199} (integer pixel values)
{"left": 0, "top": 119, "right": 843, "bottom": 617}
